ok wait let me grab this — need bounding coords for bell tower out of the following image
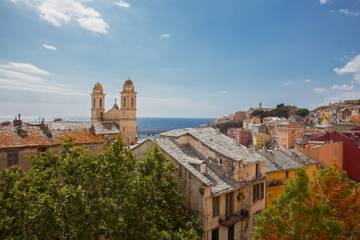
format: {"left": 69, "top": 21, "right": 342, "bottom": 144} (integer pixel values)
{"left": 120, "top": 79, "right": 137, "bottom": 145}
{"left": 91, "top": 82, "right": 105, "bottom": 122}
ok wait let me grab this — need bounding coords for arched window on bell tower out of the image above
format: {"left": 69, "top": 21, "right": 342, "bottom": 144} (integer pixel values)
{"left": 100, "top": 98, "right": 102, "bottom": 108}
{"left": 93, "top": 99, "right": 96, "bottom": 108}
{"left": 131, "top": 98, "right": 134, "bottom": 108}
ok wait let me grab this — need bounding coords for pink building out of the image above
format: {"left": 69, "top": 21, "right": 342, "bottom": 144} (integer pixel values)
{"left": 227, "top": 128, "right": 252, "bottom": 147}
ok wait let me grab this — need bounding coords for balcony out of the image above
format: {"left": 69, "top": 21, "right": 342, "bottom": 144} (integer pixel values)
{"left": 219, "top": 209, "right": 249, "bottom": 227}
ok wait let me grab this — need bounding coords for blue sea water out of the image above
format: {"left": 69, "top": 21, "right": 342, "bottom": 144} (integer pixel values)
{"left": 137, "top": 117, "right": 213, "bottom": 139}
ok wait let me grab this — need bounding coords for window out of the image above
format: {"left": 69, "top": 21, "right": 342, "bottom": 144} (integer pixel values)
{"left": 212, "top": 196, "right": 220, "bottom": 217}
{"left": 256, "top": 163, "right": 261, "bottom": 178}
{"left": 228, "top": 225, "right": 234, "bottom": 240}
{"left": 219, "top": 158, "right": 223, "bottom": 164}
{"left": 7, "top": 151, "right": 19, "bottom": 167}
{"left": 226, "top": 192, "right": 234, "bottom": 218}
{"left": 93, "top": 98, "right": 96, "bottom": 108}
{"left": 253, "top": 183, "right": 264, "bottom": 203}
{"left": 131, "top": 98, "right": 134, "bottom": 108}
{"left": 211, "top": 228, "right": 219, "bottom": 240}
{"left": 123, "top": 97, "right": 126, "bottom": 107}
{"left": 99, "top": 98, "right": 102, "bottom": 108}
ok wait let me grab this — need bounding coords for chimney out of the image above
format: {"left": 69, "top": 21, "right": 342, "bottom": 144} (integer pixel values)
{"left": 40, "top": 119, "right": 52, "bottom": 138}
{"left": 200, "top": 162, "right": 207, "bottom": 174}
{"left": 13, "top": 114, "right": 23, "bottom": 127}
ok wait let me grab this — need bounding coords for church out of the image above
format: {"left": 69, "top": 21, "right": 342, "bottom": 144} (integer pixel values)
{"left": 91, "top": 79, "right": 138, "bottom": 145}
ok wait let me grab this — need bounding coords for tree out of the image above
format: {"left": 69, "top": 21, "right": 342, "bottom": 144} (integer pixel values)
{"left": 251, "top": 110, "right": 268, "bottom": 119}
{"left": 123, "top": 145, "right": 201, "bottom": 240}
{"left": 296, "top": 108, "right": 310, "bottom": 117}
{"left": 216, "top": 121, "right": 243, "bottom": 134}
{"left": 253, "top": 167, "right": 360, "bottom": 240}
{"left": 0, "top": 137, "right": 201, "bottom": 240}
{"left": 311, "top": 167, "right": 360, "bottom": 238}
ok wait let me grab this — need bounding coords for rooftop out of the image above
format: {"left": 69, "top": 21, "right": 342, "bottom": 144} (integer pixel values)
{"left": 0, "top": 121, "right": 113, "bottom": 149}
{"left": 258, "top": 149, "right": 317, "bottom": 173}
{"left": 156, "top": 138, "right": 244, "bottom": 195}
{"left": 161, "top": 127, "right": 263, "bottom": 164}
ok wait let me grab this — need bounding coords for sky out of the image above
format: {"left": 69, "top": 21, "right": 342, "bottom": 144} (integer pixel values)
{"left": 0, "top": 0, "right": 360, "bottom": 119}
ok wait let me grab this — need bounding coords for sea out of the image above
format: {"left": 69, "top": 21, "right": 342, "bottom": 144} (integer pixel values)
{"left": 0, "top": 116, "right": 214, "bottom": 140}
{"left": 137, "top": 117, "right": 214, "bottom": 139}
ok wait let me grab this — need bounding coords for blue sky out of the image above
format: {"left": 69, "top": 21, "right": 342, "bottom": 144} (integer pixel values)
{"left": 0, "top": 0, "right": 360, "bottom": 119}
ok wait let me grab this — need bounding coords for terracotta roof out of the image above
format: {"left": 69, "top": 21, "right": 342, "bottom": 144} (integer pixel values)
{"left": 51, "top": 130, "right": 105, "bottom": 145}
{"left": 0, "top": 124, "right": 106, "bottom": 149}
{"left": 0, "top": 126, "right": 50, "bottom": 149}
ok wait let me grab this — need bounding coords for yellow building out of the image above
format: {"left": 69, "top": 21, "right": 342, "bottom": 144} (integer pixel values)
{"left": 351, "top": 106, "right": 360, "bottom": 124}
{"left": 254, "top": 133, "right": 271, "bottom": 150}
{"left": 251, "top": 116, "right": 262, "bottom": 124}
{"left": 258, "top": 149, "right": 318, "bottom": 207}
{"left": 319, "top": 110, "right": 331, "bottom": 125}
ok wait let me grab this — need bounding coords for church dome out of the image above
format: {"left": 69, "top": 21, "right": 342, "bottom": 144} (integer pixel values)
{"left": 122, "top": 79, "right": 135, "bottom": 92}
{"left": 123, "top": 79, "right": 134, "bottom": 87}
{"left": 93, "top": 82, "right": 104, "bottom": 92}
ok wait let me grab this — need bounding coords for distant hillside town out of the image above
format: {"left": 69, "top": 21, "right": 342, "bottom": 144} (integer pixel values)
{"left": 213, "top": 100, "right": 360, "bottom": 182}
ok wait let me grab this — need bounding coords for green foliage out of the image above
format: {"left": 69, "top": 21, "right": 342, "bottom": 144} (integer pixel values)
{"left": 296, "top": 108, "right": 310, "bottom": 117}
{"left": 251, "top": 110, "right": 267, "bottom": 118}
{"left": 215, "top": 121, "right": 243, "bottom": 134}
{"left": 251, "top": 103, "right": 293, "bottom": 119}
{"left": 253, "top": 167, "right": 360, "bottom": 240}
{"left": 0, "top": 136, "right": 201, "bottom": 240}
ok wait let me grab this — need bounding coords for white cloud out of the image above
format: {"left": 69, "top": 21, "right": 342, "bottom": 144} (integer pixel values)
{"left": 283, "top": 81, "right": 293, "bottom": 86}
{"left": 0, "top": 61, "right": 85, "bottom": 96}
{"left": 11, "top": 0, "right": 109, "bottom": 34}
{"left": 160, "top": 33, "right": 171, "bottom": 39}
{"left": 42, "top": 43, "right": 57, "bottom": 51}
{"left": 325, "top": 91, "right": 360, "bottom": 103}
{"left": 304, "top": 79, "right": 312, "bottom": 83}
{"left": 219, "top": 90, "right": 228, "bottom": 94}
{"left": 334, "top": 54, "right": 360, "bottom": 83}
{"left": 0, "top": 61, "right": 49, "bottom": 75}
{"left": 319, "top": 0, "right": 328, "bottom": 5}
{"left": 114, "top": 0, "right": 130, "bottom": 8}
{"left": 313, "top": 87, "right": 329, "bottom": 94}
{"left": 338, "top": 9, "right": 359, "bottom": 17}
{"left": 331, "top": 84, "right": 354, "bottom": 91}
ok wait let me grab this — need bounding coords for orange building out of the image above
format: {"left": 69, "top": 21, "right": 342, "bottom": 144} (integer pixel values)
{"left": 274, "top": 121, "right": 303, "bottom": 151}
{"left": 298, "top": 141, "right": 343, "bottom": 169}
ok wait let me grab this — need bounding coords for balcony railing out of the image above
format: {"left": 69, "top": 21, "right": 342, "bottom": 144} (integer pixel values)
{"left": 219, "top": 209, "right": 249, "bottom": 227}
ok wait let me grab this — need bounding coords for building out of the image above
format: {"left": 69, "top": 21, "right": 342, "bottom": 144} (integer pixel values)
{"left": 0, "top": 79, "right": 137, "bottom": 170}
{"left": 227, "top": 128, "right": 252, "bottom": 147}
{"left": 91, "top": 79, "right": 138, "bottom": 145}
{"left": 233, "top": 111, "right": 246, "bottom": 122}
{"left": 243, "top": 117, "right": 261, "bottom": 131}
{"left": 251, "top": 124, "right": 267, "bottom": 135}
{"left": 258, "top": 149, "right": 318, "bottom": 207}
{"left": 0, "top": 116, "right": 108, "bottom": 170}
{"left": 351, "top": 106, "right": 360, "bottom": 124}
{"left": 298, "top": 141, "right": 343, "bottom": 169}
{"left": 305, "top": 128, "right": 360, "bottom": 182}
{"left": 132, "top": 127, "right": 266, "bottom": 240}
{"left": 254, "top": 133, "right": 271, "bottom": 150}
{"left": 274, "top": 121, "right": 303, "bottom": 151}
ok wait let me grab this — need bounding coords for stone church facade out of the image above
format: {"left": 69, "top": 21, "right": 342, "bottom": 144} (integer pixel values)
{"left": 91, "top": 79, "right": 138, "bottom": 145}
